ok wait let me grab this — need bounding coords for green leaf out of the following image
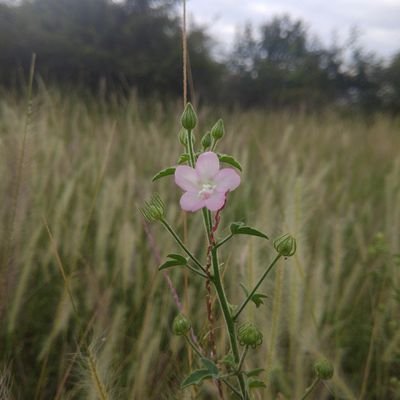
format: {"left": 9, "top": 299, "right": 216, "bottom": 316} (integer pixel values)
{"left": 245, "top": 368, "right": 265, "bottom": 378}
{"left": 201, "top": 358, "right": 219, "bottom": 377}
{"left": 166, "top": 253, "right": 187, "bottom": 264}
{"left": 181, "top": 369, "right": 213, "bottom": 388}
{"left": 251, "top": 293, "right": 268, "bottom": 308}
{"left": 240, "top": 283, "right": 268, "bottom": 307}
{"left": 221, "top": 352, "right": 235, "bottom": 369}
{"left": 249, "top": 379, "right": 267, "bottom": 389}
{"left": 178, "top": 153, "right": 190, "bottom": 164}
{"left": 158, "top": 254, "right": 187, "bottom": 270}
{"left": 218, "top": 154, "right": 242, "bottom": 171}
{"left": 152, "top": 167, "right": 176, "bottom": 182}
{"left": 230, "top": 222, "right": 269, "bottom": 239}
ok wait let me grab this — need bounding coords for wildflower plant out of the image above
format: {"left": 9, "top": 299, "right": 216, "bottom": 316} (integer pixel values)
{"left": 141, "top": 103, "right": 325, "bottom": 399}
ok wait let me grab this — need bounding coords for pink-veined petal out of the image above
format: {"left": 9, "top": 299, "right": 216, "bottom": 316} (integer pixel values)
{"left": 180, "top": 192, "right": 205, "bottom": 212}
{"left": 175, "top": 166, "right": 200, "bottom": 192}
{"left": 196, "top": 152, "right": 220, "bottom": 181}
{"left": 214, "top": 168, "right": 241, "bottom": 193}
{"left": 204, "top": 192, "right": 226, "bottom": 211}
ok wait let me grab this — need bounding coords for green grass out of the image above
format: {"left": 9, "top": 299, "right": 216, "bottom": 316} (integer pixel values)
{"left": 1, "top": 89, "right": 400, "bottom": 399}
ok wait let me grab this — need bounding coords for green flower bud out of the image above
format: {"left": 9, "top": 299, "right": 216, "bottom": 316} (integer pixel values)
{"left": 238, "top": 323, "right": 263, "bottom": 348}
{"left": 172, "top": 314, "right": 191, "bottom": 336}
{"left": 179, "top": 128, "right": 188, "bottom": 146}
{"left": 211, "top": 119, "right": 225, "bottom": 141}
{"left": 314, "top": 358, "right": 334, "bottom": 380}
{"left": 139, "top": 194, "right": 165, "bottom": 222}
{"left": 201, "top": 131, "right": 212, "bottom": 150}
{"left": 274, "top": 234, "right": 296, "bottom": 257}
{"left": 181, "top": 103, "right": 197, "bottom": 131}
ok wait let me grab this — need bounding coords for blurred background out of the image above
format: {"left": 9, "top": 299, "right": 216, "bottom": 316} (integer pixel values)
{"left": 0, "top": 0, "right": 400, "bottom": 111}
{"left": 1, "top": 1, "right": 400, "bottom": 399}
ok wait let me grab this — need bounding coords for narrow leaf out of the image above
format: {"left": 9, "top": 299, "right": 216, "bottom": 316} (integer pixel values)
{"left": 152, "top": 167, "right": 176, "bottom": 182}
{"left": 166, "top": 253, "right": 187, "bottom": 264}
{"left": 249, "top": 379, "right": 267, "bottom": 389}
{"left": 239, "top": 283, "right": 249, "bottom": 296}
{"left": 218, "top": 154, "right": 242, "bottom": 171}
{"left": 245, "top": 368, "right": 265, "bottom": 378}
{"left": 178, "top": 153, "right": 190, "bottom": 164}
{"left": 181, "top": 369, "right": 213, "bottom": 388}
{"left": 158, "top": 260, "right": 185, "bottom": 271}
{"left": 230, "top": 223, "right": 269, "bottom": 239}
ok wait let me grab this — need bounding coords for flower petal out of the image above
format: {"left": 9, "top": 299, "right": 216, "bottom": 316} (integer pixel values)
{"left": 180, "top": 192, "right": 205, "bottom": 212}
{"left": 175, "top": 166, "right": 200, "bottom": 192}
{"left": 214, "top": 168, "right": 241, "bottom": 193}
{"left": 196, "top": 152, "right": 220, "bottom": 181}
{"left": 205, "top": 192, "right": 226, "bottom": 211}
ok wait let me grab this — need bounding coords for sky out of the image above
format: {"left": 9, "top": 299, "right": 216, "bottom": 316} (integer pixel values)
{"left": 186, "top": 0, "right": 400, "bottom": 60}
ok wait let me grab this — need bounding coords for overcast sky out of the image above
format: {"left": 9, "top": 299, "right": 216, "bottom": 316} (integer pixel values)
{"left": 187, "top": 0, "right": 400, "bottom": 60}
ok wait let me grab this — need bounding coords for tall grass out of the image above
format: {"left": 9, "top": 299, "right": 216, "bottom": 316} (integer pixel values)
{"left": 0, "top": 89, "right": 399, "bottom": 399}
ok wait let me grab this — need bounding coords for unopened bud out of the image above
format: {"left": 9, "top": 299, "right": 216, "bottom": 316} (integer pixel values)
{"left": 211, "top": 119, "right": 225, "bottom": 141}
{"left": 139, "top": 194, "right": 165, "bottom": 222}
{"left": 238, "top": 323, "right": 263, "bottom": 348}
{"left": 201, "top": 132, "right": 212, "bottom": 150}
{"left": 179, "top": 128, "right": 188, "bottom": 146}
{"left": 274, "top": 234, "right": 296, "bottom": 257}
{"left": 314, "top": 358, "right": 334, "bottom": 380}
{"left": 181, "top": 103, "right": 197, "bottom": 131}
{"left": 172, "top": 314, "right": 191, "bottom": 336}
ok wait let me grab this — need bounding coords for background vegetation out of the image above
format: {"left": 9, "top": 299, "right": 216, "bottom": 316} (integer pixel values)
{"left": 0, "top": 89, "right": 399, "bottom": 398}
{"left": 0, "top": 0, "right": 400, "bottom": 112}
{"left": 1, "top": 0, "right": 400, "bottom": 398}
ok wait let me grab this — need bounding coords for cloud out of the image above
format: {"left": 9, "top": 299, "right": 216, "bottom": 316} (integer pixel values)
{"left": 187, "top": 0, "right": 400, "bottom": 58}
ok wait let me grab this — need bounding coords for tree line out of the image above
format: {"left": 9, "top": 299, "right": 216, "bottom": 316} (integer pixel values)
{"left": 0, "top": 0, "right": 399, "bottom": 113}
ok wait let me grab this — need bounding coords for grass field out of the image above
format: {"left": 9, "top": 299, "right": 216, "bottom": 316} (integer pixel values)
{"left": 0, "top": 89, "right": 400, "bottom": 399}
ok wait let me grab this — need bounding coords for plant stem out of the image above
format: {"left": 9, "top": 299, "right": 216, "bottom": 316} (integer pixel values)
{"left": 211, "top": 246, "right": 248, "bottom": 399}
{"left": 187, "top": 130, "right": 196, "bottom": 167}
{"left": 237, "top": 346, "right": 248, "bottom": 373}
{"left": 221, "top": 378, "right": 243, "bottom": 399}
{"left": 161, "top": 219, "right": 206, "bottom": 273}
{"left": 233, "top": 254, "right": 282, "bottom": 321}
{"left": 184, "top": 335, "right": 203, "bottom": 358}
{"left": 299, "top": 378, "right": 320, "bottom": 400}
{"left": 215, "top": 233, "right": 233, "bottom": 249}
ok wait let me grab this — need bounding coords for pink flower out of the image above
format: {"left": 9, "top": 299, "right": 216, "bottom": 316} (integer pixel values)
{"left": 175, "top": 152, "right": 241, "bottom": 212}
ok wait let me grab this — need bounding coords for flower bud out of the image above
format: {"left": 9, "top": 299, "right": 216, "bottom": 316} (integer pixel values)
{"left": 211, "top": 119, "right": 225, "bottom": 141}
{"left": 314, "top": 358, "right": 334, "bottom": 380}
{"left": 181, "top": 103, "right": 197, "bottom": 131}
{"left": 140, "top": 194, "right": 165, "bottom": 222}
{"left": 172, "top": 314, "right": 191, "bottom": 336}
{"left": 238, "top": 323, "right": 263, "bottom": 348}
{"left": 201, "top": 131, "right": 212, "bottom": 150}
{"left": 274, "top": 234, "right": 296, "bottom": 257}
{"left": 178, "top": 128, "right": 188, "bottom": 146}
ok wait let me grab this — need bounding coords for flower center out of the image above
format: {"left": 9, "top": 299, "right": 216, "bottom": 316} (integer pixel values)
{"left": 198, "top": 183, "right": 216, "bottom": 200}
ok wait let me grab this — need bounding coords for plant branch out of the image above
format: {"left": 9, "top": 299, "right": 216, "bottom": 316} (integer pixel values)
{"left": 161, "top": 219, "right": 206, "bottom": 273}
{"left": 233, "top": 254, "right": 281, "bottom": 321}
